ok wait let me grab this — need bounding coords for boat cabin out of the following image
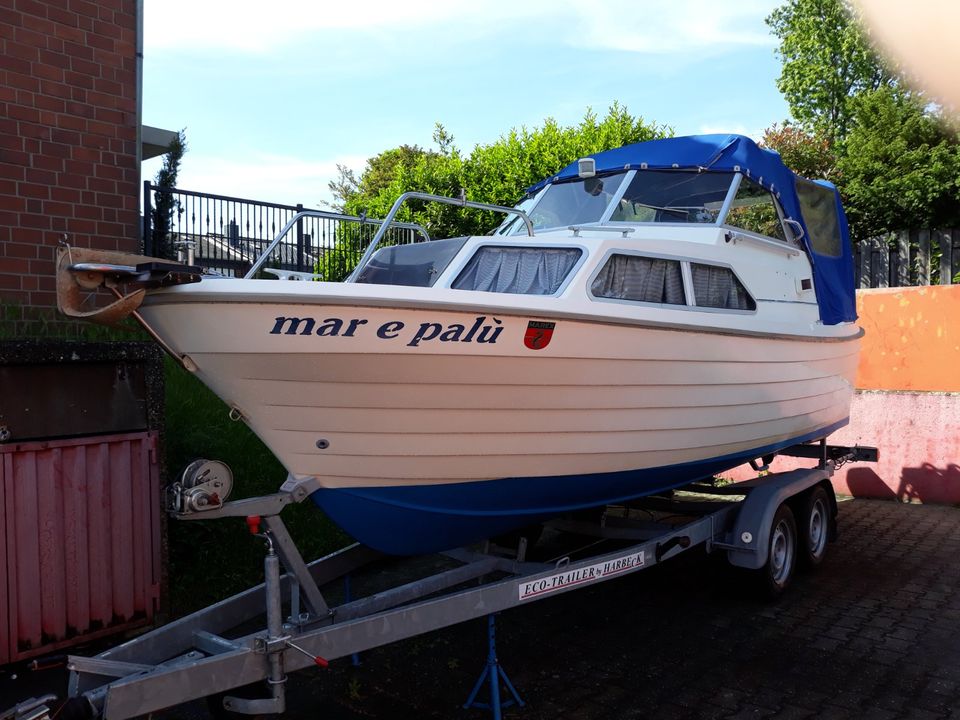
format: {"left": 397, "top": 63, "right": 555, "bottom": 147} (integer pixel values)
{"left": 353, "top": 135, "right": 856, "bottom": 327}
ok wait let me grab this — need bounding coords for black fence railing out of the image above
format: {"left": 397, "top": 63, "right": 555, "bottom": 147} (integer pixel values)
{"left": 142, "top": 183, "right": 426, "bottom": 279}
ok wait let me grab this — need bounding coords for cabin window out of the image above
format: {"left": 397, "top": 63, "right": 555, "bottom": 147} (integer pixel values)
{"left": 591, "top": 254, "right": 685, "bottom": 305}
{"left": 796, "top": 179, "right": 842, "bottom": 257}
{"left": 724, "top": 177, "right": 788, "bottom": 242}
{"left": 452, "top": 246, "right": 582, "bottom": 295}
{"left": 690, "top": 263, "right": 755, "bottom": 311}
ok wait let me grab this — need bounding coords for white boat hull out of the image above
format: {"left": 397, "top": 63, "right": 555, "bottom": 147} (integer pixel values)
{"left": 141, "top": 292, "right": 858, "bottom": 552}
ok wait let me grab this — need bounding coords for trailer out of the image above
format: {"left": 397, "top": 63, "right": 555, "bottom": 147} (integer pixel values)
{"left": 3, "top": 440, "right": 876, "bottom": 720}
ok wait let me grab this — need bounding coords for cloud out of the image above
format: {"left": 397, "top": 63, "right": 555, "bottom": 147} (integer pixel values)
{"left": 144, "top": 0, "right": 509, "bottom": 53}
{"left": 144, "top": 152, "right": 368, "bottom": 209}
{"left": 145, "top": 0, "right": 779, "bottom": 54}
{"left": 697, "top": 123, "right": 762, "bottom": 140}
{"left": 557, "top": 0, "right": 778, "bottom": 54}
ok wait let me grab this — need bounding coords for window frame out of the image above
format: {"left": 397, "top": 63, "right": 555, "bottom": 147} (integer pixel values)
{"left": 586, "top": 248, "right": 691, "bottom": 309}
{"left": 795, "top": 178, "right": 843, "bottom": 258}
{"left": 718, "top": 174, "right": 793, "bottom": 246}
{"left": 445, "top": 241, "right": 589, "bottom": 297}
{"left": 512, "top": 172, "right": 634, "bottom": 233}
{"left": 688, "top": 260, "right": 758, "bottom": 313}
{"left": 604, "top": 170, "right": 738, "bottom": 227}
{"left": 586, "top": 248, "right": 758, "bottom": 315}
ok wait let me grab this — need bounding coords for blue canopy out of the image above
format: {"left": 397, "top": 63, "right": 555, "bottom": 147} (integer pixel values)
{"left": 527, "top": 134, "right": 857, "bottom": 326}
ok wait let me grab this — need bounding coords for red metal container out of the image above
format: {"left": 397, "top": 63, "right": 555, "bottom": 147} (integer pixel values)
{"left": 0, "top": 432, "right": 161, "bottom": 664}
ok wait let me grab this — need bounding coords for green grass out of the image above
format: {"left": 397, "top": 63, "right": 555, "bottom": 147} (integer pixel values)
{"left": 164, "top": 359, "right": 350, "bottom": 614}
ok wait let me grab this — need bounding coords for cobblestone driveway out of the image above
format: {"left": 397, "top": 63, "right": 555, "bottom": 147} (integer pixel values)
{"left": 284, "top": 498, "right": 960, "bottom": 719}
{"left": 6, "top": 499, "right": 960, "bottom": 719}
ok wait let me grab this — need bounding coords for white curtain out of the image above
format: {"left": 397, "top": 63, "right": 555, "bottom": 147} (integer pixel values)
{"left": 591, "top": 255, "right": 685, "bottom": 305}
{"left": 691, "top": 264, "right": 753, "bottom": 310}
{"left": 453, "top": 247, "right": 581, "bottom": 295}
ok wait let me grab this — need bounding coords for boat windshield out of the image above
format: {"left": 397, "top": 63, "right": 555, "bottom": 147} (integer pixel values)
{"left": 515, "top": 172, "right": 629, "bottom": 232}
{"left": 509, "top": 170, "right": 738, "bottom": 232}
{"left": 608, "top": 171, "right": 735, "bottom": 224}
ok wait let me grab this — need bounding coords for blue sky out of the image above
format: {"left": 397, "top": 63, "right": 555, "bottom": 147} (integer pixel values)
{"left": 142, "top": 0, "right": 789, "bottom": 209}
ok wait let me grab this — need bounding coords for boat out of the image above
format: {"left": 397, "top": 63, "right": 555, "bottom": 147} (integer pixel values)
{"left": 56, "top": 134, "right": 861, "bottom": 555}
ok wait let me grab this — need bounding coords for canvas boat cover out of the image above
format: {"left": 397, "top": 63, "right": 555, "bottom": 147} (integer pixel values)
{"left": 527, "top": 134, "right": 856, "bottom": 325}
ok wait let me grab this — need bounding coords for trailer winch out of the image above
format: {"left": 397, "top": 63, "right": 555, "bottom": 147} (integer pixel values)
{"left": 166, "top": 459, "right": 234, "bottom": 514}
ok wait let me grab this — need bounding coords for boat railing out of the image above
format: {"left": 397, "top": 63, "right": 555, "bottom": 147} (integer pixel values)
{"left": 244, "top": 210, "right": 430, "bottom": 279}
{"left": 568, "top": 224, "right": 636, "bottom": 238}
{"left": 347, "top": 191, "right": 535, "bottom": 282}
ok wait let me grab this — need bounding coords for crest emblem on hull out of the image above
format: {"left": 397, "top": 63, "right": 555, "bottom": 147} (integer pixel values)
{"left": 524, "top": 321, "right": 556, "bottom": 350}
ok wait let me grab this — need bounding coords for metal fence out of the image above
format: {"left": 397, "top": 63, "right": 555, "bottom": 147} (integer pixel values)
{"left": 143, "top": 183, "right": 959, "bottom": 290}
{"left": 855, "top": 229, "right": 960, "bottom": 288}
{"left": 142, "top": 183, "right": 426, "bottom": 279}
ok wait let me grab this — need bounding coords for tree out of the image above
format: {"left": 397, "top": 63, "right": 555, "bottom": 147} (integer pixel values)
{"left": 338, "top": 104, "right": 669, "bottom": 241}
{"left": 313, "top": 105, "right": 667, "bottom": 280}
{"left": 761, "top": 123, "right": 837, "bottom": 181}
{"left": 837, "top": 88, "right": 960, "bottom": 239}
{"left": 767, "top": 0, "right": 896, "bottom": 142}
{"left": 327, "top": 144, "right": 431, "bottom": 212}
{"left": 151, "top": 129, "right": 188, "bottom": 259}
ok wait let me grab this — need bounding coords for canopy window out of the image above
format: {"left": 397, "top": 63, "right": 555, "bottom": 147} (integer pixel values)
{"left": 724, "top": 177, "right": 788, "bottom": 242}
{"left": 796, "top": 179, "right": 843, "bottom": 257}
{"left": 609, "top": 171, "right": 734, "bottom": 224}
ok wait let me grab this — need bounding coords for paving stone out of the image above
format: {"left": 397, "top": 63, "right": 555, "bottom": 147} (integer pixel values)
{"left": 11, "top": 499, "right": 960, "bottom": 720}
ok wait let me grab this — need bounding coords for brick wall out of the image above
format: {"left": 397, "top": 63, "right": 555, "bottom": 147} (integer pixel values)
{"left": 0, "top": 0, "right": 139, "bottom": 314}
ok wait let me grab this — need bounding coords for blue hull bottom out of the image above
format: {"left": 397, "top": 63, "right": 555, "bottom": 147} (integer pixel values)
{"left": 310, "top": 420, "right": 847, "bottom": 555}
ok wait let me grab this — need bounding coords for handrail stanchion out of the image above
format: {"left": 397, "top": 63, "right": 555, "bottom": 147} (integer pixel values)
{"left": 346, "top": 192, "right": 534, "bottom": 282}
{"left": 244, "top": 212, "right": 429, "bottom": 280}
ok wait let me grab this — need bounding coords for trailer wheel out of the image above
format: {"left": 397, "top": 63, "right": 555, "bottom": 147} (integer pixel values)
{"left": 757, "top": 503, "right": 797, "bottom": 599}
{"left": 798, "top": 485, "right": 831, "bottom": 569}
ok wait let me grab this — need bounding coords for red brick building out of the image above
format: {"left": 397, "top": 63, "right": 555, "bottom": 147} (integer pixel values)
{"left": 0, "top": 0, "right": 171, "bottom": 321}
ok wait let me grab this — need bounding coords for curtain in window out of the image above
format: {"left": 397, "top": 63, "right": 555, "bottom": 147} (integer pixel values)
{"left": 691, "top": 264, "right": 754, "bottom": 310}
{"left": 453, "top": 247, "right": 581, "bottom": 295}
{"left": 591, "top": 255, "right": 685, "bottom": 305}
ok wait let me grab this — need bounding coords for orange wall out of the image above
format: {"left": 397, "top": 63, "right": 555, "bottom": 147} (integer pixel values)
{"left": 856, "top": 285, "right": 960, "bottom": 392}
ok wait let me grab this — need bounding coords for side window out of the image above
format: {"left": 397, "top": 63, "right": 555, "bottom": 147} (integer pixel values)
{"left": 796, "top": 179, "right": 842, "bottom": 257}
{"left": 452, "top": 246, "right": 581, "bottom": 295}
{"left": 691, "top": 263, "right": 755, "bottom": 311}
{"left": 725, "top": 177, "right": 788, "bottom": 242}
{"left": 591, "top": 254, "right": 685, "bottom": 305}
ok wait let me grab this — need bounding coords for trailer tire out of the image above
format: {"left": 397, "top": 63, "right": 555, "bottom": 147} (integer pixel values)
{"left": 756, "top": 503, "right": 797, "bottom": 600}
{"left": 798, "top": 485, "right": 831, "bottom": 569}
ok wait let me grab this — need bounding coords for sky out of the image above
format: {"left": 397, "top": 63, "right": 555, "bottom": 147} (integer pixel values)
{"left": 141, "top": 0, "right": 790, "bottom": 210}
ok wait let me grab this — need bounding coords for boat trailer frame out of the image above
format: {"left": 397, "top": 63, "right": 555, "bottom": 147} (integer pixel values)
{"left": 5, "top": 441, "right": 876, "bottom": 720}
